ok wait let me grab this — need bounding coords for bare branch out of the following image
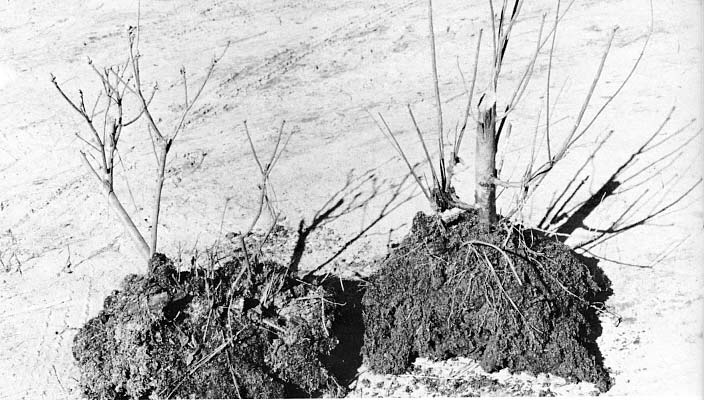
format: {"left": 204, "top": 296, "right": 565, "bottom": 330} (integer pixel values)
{"left": 538, "top": 130, "right": 614, "bottom": 228}
{"left": 150, "top": 143, "right": 168, "bottom": 257}
{"left": 578, "top": 178, "right": 701, "bottom": 250}
{"left": 171, "top": 42, "right": 231, "bottom": 142}
{"left": 545, "top": 0, "right": 561, "bottom": 162}
{"left": 74, "top": 132, "right": 101, "bottom": 154}
{"left": 568, "top": 0, "right": 653, "bottom": 148}
{"left": 455, "top": 29, "right": 483, "bottom": 158}
{"left": 50, "top": 74, "right": 91, "bottom": 117}
{"left": 264, "top": 120, "right": 287, "bottom": 176}
{"left": 123, "top": 85, "right": 157, "bottom": 126}
{"left": 488, "top": 0, "right": 498, "bottom": 88}
{"left": 147, "top": 124, "right": 161, "bottom": 166}
{"left": 407, "top": 105, "right": 440, "bottom": 190}
{"left": 80, "top": 151, "right": 106, "bottom": 187}
{"left": 181, "top": 66, "right": 189, "bottom": 107}
{"left": 51, "top": 74, "right": 110, "bottom": 174}
{"left": 126, "top": 33, "right": 165, "bottom": 142}
{"left": 240, "top": 120, "right": 291, "bottom": 241}
{"left": 243, "top": 121, "right": 265, "bottom": 175}
{"left": 89, "top": 91, "right": 103, "bottom": 120}
{"left": 555, "top": 27, "right": 617, "bottom": 159}
{"left": 505, "top": 13, "right": 547, "bottom": 113}
{"left": 368, "top": 110, "right": 433, "bottom": 205}
{"left": 427, "top": 0, "right": 446, "bottom": 189}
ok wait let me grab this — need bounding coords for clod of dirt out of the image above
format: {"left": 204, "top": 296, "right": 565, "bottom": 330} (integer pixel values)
{"left": 73, "top": 253, "right": 346, "bottom": 399}
{"left": 361, "top": 210, "right": 613, "bottom": 391}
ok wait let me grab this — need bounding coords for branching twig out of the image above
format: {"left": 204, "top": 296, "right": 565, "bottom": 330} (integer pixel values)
{"left": 236, "top": 120, "right": 292, "bottom": 265}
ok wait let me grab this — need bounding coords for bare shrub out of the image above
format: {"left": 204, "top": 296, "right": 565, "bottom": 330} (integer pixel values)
{"left": 369, "top": 0, "right": 700, "bottom": 241}
{"left": 51, "top": 29, "right": 228, "bottom": 263}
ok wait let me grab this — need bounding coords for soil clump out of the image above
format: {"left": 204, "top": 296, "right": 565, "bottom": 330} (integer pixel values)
{"left": 73, "top": 252, "right": 351, "bottom": 399}
{"left": 361, "top": 210, "right": 613, "bottom": 391}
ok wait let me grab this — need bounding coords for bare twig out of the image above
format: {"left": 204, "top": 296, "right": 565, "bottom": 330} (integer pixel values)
{"left": 241, "top": 120, "right": 290, "bottom": 237}
{"left": 408, "top": 105, "right": 441, "bottom": 190}
{"left": 427, "top": 0, "right": 446, "bottom": 189}
{"left": 504, "top": 13, "right": 547, "bottom": 113}
{"left": 455, "top": 29, "right": 483, "bottom": 160}
{"left": 544, "top": 0, "right": 561, "bottom": 162}
{"left": 370, "top": 111, "right": 433, "bottom": 204}
{"left": 556, "top": 28, "right": 617, "bottom": 161}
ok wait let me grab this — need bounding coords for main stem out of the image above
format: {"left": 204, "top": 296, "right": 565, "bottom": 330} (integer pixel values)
{"left": 476, "top": 95, "right": 498, "bottom": 225}
{"left": 80, "top": 154, "right": 150, "bottom": 260}
{"left": 108, "top": 189, "right": 150, "bottom": 260}
{"left": 150, "top": 142, "right": 168, "bottom": 257}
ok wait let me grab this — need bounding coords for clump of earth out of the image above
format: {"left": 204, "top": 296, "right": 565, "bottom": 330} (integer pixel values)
{"left": 72, "top": 251, "right": 352, "bottom": 399}
{"left": 72, "top": 209, "right": 613, "bottom": 398}
{"left": 361, "top": 210, "right": 613, "bottom": 391}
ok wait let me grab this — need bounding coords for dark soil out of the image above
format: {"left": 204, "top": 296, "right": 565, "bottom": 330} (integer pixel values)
{"left": 361, "top": 210, "right": 613, "bottom": 391}
{"left": 73, "top": 252, "right": 356, "bottom": 399}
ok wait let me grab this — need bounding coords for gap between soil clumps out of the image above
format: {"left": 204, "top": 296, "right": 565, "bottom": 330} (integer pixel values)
{"left": 362, "top": 210, "right": 613, "bottom": 392}
{"left": 72, "top": 250, "right": 364, "bottom": 399}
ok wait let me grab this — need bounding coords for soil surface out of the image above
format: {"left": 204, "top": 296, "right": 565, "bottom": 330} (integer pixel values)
{"left": 362, "top": 210, "right": 612, "bottom": 391}
{"left": 0, "top": 0, "right": 701, "bottom": 398}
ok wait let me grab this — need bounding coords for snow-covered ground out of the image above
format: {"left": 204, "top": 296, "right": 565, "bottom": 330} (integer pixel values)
{"left": 1, "top": 0, "right": 701, "bottom": 398}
